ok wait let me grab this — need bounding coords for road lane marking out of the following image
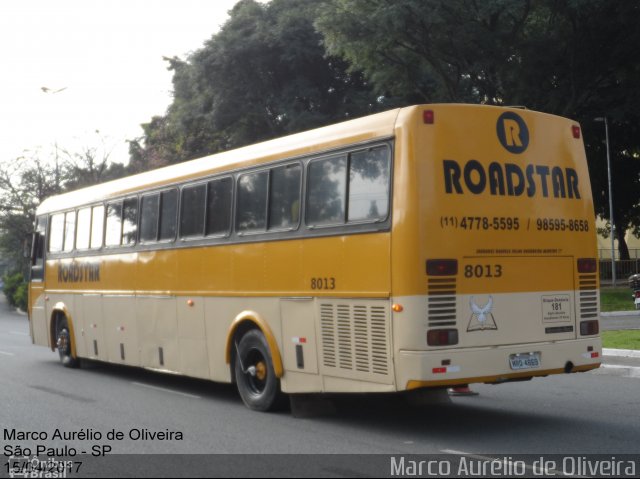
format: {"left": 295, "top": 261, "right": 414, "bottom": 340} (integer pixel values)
{"left": 0, "top": 350, "right": 15, "bottom": 356}
{"left": 131, "top": 382, "right": 201, "bottom": 399}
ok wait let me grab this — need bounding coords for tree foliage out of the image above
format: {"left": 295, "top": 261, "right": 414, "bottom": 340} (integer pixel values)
{"left": 0, "top": 138, "right": 126, "bottom": 275}
{"left": 316, "top": 0, "right": 640, "bottom": 257}
{"left": 129, "top": 0, "right": 383, "bottom": 172}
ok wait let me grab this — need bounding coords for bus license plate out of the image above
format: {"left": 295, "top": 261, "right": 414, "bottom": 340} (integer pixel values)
{"left": 509, "top": 352, "right": 541, "bottom": 370}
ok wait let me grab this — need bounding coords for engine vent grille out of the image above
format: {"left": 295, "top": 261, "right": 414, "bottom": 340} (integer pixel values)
{"left": 578, "top": 274, "right": 598, "bottom": 319}
{"left": 427, "top": 278, "right": 457, "bottom": 327}
{"left": 319, "top": 300, "right": 391, "bottom": 383}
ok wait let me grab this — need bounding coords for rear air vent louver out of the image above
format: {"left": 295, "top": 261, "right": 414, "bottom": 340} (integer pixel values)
{"left": 578, "top": 274, "right": 598, "bottom": 319}
{"left": 319, "top": 300, "right": 391, "bottom": 384}
{"left": 427, "top": 278, "right": 457, "bottom": 327}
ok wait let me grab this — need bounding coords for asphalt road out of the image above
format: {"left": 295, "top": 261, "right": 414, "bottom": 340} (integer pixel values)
{"left": 1, "top": 301, "right": 639, "bottom": 477}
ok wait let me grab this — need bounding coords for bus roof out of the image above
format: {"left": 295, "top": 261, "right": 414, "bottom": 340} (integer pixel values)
{"left": 37, "top": 107, "right": 404, "bottom": 215}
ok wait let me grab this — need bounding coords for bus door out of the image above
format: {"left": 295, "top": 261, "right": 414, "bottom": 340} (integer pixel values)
{"left": 29, "top": 216, "right": 48, "bottom": 345}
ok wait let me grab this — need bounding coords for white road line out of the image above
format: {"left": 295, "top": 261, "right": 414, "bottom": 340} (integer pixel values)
{"left": 131, "top": 382, "right": 201, "bottom": 399}
{"left": 0, "top": 350, "right": 15, "bottom": 356}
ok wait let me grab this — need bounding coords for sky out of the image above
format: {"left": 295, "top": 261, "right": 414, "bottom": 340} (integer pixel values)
{"left": 0, "top": 0, "right": 245, "bottom": 166}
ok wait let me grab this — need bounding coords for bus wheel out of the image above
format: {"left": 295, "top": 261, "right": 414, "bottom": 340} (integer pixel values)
{"left": 234, "top": 329, "right": 280, "bottom": 411}
{"left": 56, "top": 317, "right": 79, "bottom": 368}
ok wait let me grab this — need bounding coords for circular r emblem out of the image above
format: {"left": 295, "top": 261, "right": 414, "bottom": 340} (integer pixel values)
{"left": 497, "top": 112, "right": 529, "bottom": 154}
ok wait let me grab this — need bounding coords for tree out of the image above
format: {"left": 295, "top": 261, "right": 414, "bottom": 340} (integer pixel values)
{"left": 129, "top": 0, "right": 383, "bottom": 171}
{"left": 0, "top": 150, "right": 66, "bottom": 274}
{"left": 0, "top": 139, "right": 127, "bottom": 274}
{"left": 316, "top": 0, "right": 640, "bottom": 258}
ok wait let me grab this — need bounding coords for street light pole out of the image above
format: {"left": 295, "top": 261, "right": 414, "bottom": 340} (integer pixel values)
{"left": 595, "top": 116, "right": 616, "bottom": 287}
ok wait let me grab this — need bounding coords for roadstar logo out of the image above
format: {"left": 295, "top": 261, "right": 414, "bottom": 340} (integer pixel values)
{"left": 497, "top": 112, "right": 529, "bottom": 154}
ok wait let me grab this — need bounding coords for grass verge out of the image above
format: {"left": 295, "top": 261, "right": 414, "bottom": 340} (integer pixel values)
{"left": 601, "top": 330, "right": 640, "bottom": 350}
{"left": 600, "top": 287, "right": 635, "bottom": 312}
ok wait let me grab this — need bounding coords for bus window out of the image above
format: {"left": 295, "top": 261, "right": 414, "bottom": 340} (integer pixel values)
{"left": 63, "top": 211, "right": 76, "bottom": 252}
{"left": 237, "top": 171, "right": 268, "bottom": 233}
{"left": 269, "top": 164, "right": 301, "bottom": 230}
{"left": 306, "top": 154, "right": 347, "bottom": 226}
{"left": 180, "top": 184, "right": 206, "bottom": 238}
{"left": 90, "top": 205, "right": 104, "bottom": 249}
{"left": 76, "top": 207, "right": 91, "bottom": 250}
{"left": 140, "top": 194, "right": 159, "bottom": 242}
{"left": 206, "top": 177, "right": 232, "bottom": 236}
{"left": 348, "top": 146, "right": 390, "bottom": 222}
{"left": 122, "top": 198, "right": 138, "bottom": 245}
{"left": 105, "top": 202, "right": 123, "bottom": 246}
{"left": 159, "top": 189, "right": 178, "bottom": 241}
{"left": 49, "top": 213, "right": 64, "bottom": 253}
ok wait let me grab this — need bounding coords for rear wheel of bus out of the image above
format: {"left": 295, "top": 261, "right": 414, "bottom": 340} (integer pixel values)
{"left": 234, "top": 329, "right": 282, "bottom": 411}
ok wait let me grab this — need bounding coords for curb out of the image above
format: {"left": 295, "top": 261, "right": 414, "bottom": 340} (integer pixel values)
{"left": 603, "top": 348, "right": 640, "bottom": 358}
{"left": 601, "top": 311, "right": 640, "bottom": 318}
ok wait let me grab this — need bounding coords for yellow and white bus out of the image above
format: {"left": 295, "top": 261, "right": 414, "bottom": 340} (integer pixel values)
{"left": 28, "top": 104, "right": 601, "bottom": 411}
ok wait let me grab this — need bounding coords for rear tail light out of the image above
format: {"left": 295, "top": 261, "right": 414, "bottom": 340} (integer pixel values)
{"left": 577, "top": 258, "right": 597, "bottom": 273}
{"left": 423, "top": 110, "right": 435, "bottom": 124}
{"left": 427, "top": 329, "right": 459, "bottom": 346}
{"left": 426, "top": 259, "right": 458, "bottom": 276}
{"left": 572, "top": 125, "right": 581, "bottom": 139}
{"left": 580, "top": 320, "right": 599, "bottom": 336}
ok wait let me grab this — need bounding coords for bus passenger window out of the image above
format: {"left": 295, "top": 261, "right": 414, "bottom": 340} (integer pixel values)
{"left": 76, "top": 208, "right": 91, "bottom": 250}
{"left": 348, "top": 146, "right": 390, "bottom": 222}
{"left": 269, "top": 164, "right": 301, "bottom": 230}
{"left": 159, "top": 189, "right": 178, "bottom": 241}
{"left": 63, "top": 211, "right": 76, "bottom": 252}
{"left": 206, "top": 177, "right": 232, "bottom": 236}
{"left": 105, "top": 202, "right": 123, "bottom": 246}
{"left": 180, "top": 184, "right": 206, "bottom": 238}
{"left": 237, "top": 171, "right": 268, "bottom": 232}
{"left": 140, "top": 194, "right": 159, "bottom": 242}
{"left": 49, "top": 213, "right": 64, "bottom": 253}
{"left": 122, "top": 197, "right": 138, "bottom": 245}
{"left": 90, "top": 205, "right": 104, "bottom": 249}
{"left": 306, "top": 155, "right": 347, "bottom": 226}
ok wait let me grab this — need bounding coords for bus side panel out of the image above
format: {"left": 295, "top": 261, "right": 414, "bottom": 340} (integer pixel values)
{"left": 136, "top": 296, "right": 178, "bottom": 371}
{"left": 177, "top": 296, "right": 211, "bottom": 380}
{"left": 80, "top": 293, "right": 103, "bottom": 360}
{"left": 104, "top": 295, "right": 139, "bottom": 366}
{"left": 29, "top": 283, "right": 49, "bottom": 347}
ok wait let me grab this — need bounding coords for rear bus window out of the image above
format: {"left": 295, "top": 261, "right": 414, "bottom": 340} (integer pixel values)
{"left": 306, "top": 146, "right": 390, "bottom": 226}
{"left": 347, "top": 146, "right": 390, "bottom": 222}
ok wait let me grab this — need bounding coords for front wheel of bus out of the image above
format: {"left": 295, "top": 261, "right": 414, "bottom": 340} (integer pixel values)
{"left": 234, "top": 329, "right": 281, "bottom": 411}
{"left": 56, "top": 317, "right": 78, "bottom": 368}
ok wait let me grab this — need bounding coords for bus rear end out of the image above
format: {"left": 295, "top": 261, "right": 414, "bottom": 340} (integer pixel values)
{"left": 392, "top": 104, "right": 601, "bottom": 391}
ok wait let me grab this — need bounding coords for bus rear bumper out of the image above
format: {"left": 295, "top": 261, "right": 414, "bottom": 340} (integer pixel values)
{"left": 397, "top": 338, "right": 602, "bottom": 391}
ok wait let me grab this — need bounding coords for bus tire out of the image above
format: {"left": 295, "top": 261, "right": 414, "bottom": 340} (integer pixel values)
{"left": 56, "top": 316, "right": 79, "bottom": 368}
{"left": 234, "top": 329, "right": 281, "bottom": 411}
